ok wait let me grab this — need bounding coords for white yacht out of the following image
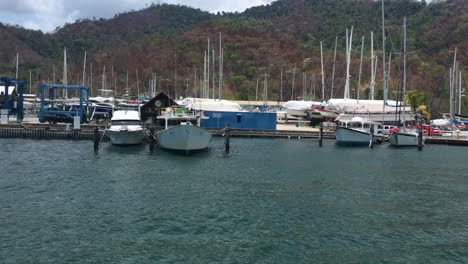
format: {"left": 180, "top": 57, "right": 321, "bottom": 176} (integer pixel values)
{"left": 335, "top": 117, "right": 383, "bottom": 145}
{"left": 107, "top": 110, "right": 145, "bottom": 145}
{"left": 157, "top": 111, "right": 212, "bottom": 152}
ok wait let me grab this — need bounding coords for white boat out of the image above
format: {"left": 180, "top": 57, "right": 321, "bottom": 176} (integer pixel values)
{"left": 335, "top": 117, "right": 383, "bottom": 145}
{"left": 389, "top": 18, "right": 423, "bottom": 147}
{"left": 157, "top": 112, "right": 212, "bottom": 151}
{"left": 389, "top": 130, "right": 421, "bottom": 146}
{"left": 178, "top": 98, "right": 242, "bottom": 112}
{"left": 283, "top": 100, "right": 322, "bottom": 118}
{"left": 107, "top": 110, "right": 145, "bottom": 145}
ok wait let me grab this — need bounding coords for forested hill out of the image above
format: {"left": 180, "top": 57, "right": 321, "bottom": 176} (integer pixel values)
{"left": 0, "top": 0, "right": 466, "bottom": 110}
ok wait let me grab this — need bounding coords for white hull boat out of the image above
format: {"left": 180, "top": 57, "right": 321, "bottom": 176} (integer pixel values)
{"left": 108, "top": 128, "right": 145, "bottom": 145}
{"left": 335, "top": 127, "right": 378, "bottom": 145}
{"left": 388, "top": 131, "right": 422, "bottom": 147}
{"left": 335, "top": 117, "right": 382, "bottom": 146}
{"left": 158, "top": 123, "right": 212, "bottom": 151}
{"left": 107, "top": 110, "right": 145, "bottom": 145}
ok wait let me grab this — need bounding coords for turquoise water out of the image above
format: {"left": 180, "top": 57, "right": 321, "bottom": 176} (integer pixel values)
{"left": 1, "top": 138, "right": 468, "bottom": 263}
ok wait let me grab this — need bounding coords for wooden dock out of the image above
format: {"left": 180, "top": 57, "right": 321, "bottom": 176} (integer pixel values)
{"left": 2, "top": 123, "right": 468, "bottom": 146}
{"left": 0, "top": 123, "right": 334, "bottom": 141}
{"left": 425, "top": 137, "right": 468, "bottom": 146}
{"left": 0, "top": 124, "right": 109, "bottom": 141}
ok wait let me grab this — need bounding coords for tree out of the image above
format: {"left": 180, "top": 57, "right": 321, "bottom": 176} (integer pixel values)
{"left": 406, "top": 91, "right": 425, "bottom": 111}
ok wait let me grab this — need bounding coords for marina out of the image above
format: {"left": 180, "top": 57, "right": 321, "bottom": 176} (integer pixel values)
{"left": 0, "top": 0, "right": 467, "bottom": 262}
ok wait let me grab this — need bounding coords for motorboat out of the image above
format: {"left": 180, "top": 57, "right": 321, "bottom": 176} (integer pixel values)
{"left": 335, "top": 117, "right": 383, "bottom": 145}
{"left": 388, "top": 129, "right": 422, "bottom": 146}
{"left": 157, "top": 111, "right": 212, "bottom": 152}
{"left": 107, "top": 110, "right": 145, "bottom": 145}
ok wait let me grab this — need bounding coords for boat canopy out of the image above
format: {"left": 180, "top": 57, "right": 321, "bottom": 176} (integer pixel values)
{"left": 326, "top": 99, "right": 411, "bottom": 114}
{"left": 111, "top": 110, "right": 140, "bottom": 121}
{"left": 283, "top": 100, "right": 322, "bottom": 110}
{"left": 179, "top": 98, "right": 242, "bottom": 112}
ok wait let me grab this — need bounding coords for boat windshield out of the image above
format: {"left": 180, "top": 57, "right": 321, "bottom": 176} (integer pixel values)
{"left": 111, "top": 120, "right": 141, "bottom": 126}
{"left": 348, "top": 122, "right": 362, "bottom": 128}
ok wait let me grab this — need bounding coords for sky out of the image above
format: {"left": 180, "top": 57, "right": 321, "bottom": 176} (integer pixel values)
{"left": 0, "top": 0, "right": 275, "bottom": 32}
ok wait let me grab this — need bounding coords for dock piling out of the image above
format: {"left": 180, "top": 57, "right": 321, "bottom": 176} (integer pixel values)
{"left": 369, "top": 126, "right": 374, "bottom": 148}
{"left": 149, "top": 127, "right": 156, "bottom": 154}
{"left": 418, "top": 119, "right": 423, "bottom": 151}
{"left": 224, "top": 123, "right": 231, "bottom": 155}
{"left": 93, "top": 126, "right": 100, "bottom": 151}
{"left": 319, "top": 122, "right": 323, "bottom": 147}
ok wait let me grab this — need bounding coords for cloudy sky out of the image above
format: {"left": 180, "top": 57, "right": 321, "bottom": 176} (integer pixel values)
{"left": 0, "top": 0, "right": 274, "bottom": 32}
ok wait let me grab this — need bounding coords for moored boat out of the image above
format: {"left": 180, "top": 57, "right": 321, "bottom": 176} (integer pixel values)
{"left": 388, "top": 130, "right": 421, "bottom": 147}
{"left": 335, "top": 117, "right": 383, "bottom": 145}
{"left": 107, "top": 110, "right": 145, "bottom": 145}
{"left": 157, "top": 111, "right": 212, "bottom": 152}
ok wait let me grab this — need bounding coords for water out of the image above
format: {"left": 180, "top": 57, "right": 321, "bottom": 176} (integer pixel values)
{"left": 1, "top": 138, "right": 468, "bottom": 263}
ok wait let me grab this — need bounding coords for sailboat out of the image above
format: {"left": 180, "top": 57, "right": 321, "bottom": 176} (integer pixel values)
{"left": 389, "top": 17, "right": 422, "bottom": 147}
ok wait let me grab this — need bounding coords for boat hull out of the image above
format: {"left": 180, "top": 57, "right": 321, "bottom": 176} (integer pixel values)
{"left": 107, "top": 128, "right": 145, "bottom": 145}
{"left": 335, "top": 127, "right": 378, "bottom": 146}
{"left": 388, "top": 132, "right": 422, "bottom": 147}
{"left": 158, "top": 125, "right": 212, "bottom": 151}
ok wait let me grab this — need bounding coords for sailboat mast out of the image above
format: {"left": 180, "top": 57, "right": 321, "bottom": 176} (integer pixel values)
{"left": 63, "top": 48, "right": 68, "bottom": 99}
{"left": 174, "top": 53, "right": 177, "bottom": 100}
{"left": 15, "top": 53, "right": 19, "bottom": 79}
{"left": 82, "top": 51, "right": 87, "bottom": 86}
{"left": 212, "top": 48, "right": 215, "bottom": 99}
{"left": 292, "top": 64, "right": 296, "bottom": 100}
{"left": 264, "top": 73, "right": 268, "bottom": 104}
{"left": 451, "top": 47, "right": 458, "bottom": 120}
{"left": 219, "top": 32, "right": 223, "bottom": 100}
{"left": 459, "top": 69, "right": 463, "bottom": 115}
{"left": 207, "top": 38, "right": 210, "bottom": 99}
{"left": 381, "top": 0, "right": 387, "bottom": 125}
{"left": 370, "top": 31, "right": 375, "bottom": 100}
{"left": 53, "top": 64, "right": 56, "bottom": 84}
{"left": 358, "top": 36, "right": 364, "bottom": 102}
{"left": 344, "top": 27, "right": 353, "bottom": 99}
{"left": 330, "top": 36, "right": 337, "bottom": 99}
{"left": 203, "top": 51, "right": 208, "bottom": 98}
{"left": 136, "top": 69, "right": 139, "bottom": 97}
{"left": 255, "top": 77, "right": 259, "bottom": 101}
{"left": 29, "top": 70, "right": 32, "bottom": 94}
{"left": 90, "top": 63, "right": 93, "bottom": 95}
{"left": 320, "top": 41, "right": 325, "bottom": 102}
{"left": 280, "top": 68, "right": 283, "bottom": 103}
{"left": 382, "top": 0, "right": 387, "bottom": 103}
{"left": 402, "top": 17, "right": 407, "bottom": 128}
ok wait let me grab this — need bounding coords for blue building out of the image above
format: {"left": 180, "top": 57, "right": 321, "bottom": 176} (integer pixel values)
{"left": 201, "top": 111, "right": 276, "bottom": 130}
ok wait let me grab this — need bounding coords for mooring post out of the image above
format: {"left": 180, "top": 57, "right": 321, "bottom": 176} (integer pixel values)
{"left": 418, "top": 118, "right": 423, "bottom": 151}
{"left": 149, "top": 127, "right": 155, "bottom": 154}
{"left": 224, "top": 122, "right": 231, "bottom": 155}
{"left": 369, "top": 125, "right": 374, "bottom": 149}
{"left": 319, "top": 122, "right": 323, "bottom": 147}
{"left": 93, "top": 126, "right": 100, "bottom": 151}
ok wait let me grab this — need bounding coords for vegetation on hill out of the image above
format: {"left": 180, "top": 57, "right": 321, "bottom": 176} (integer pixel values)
{"left": 0, "top": 0, "right": 466, "bottom": 114}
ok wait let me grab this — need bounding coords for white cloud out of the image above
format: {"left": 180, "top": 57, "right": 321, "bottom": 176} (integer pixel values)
{"left": 0, "top": 0, "right": 275, "bottom": 32}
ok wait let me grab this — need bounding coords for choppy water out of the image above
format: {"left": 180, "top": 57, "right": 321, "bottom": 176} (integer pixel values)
{"left": 1, "top": 138, "right": 468, "bottom": 263}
